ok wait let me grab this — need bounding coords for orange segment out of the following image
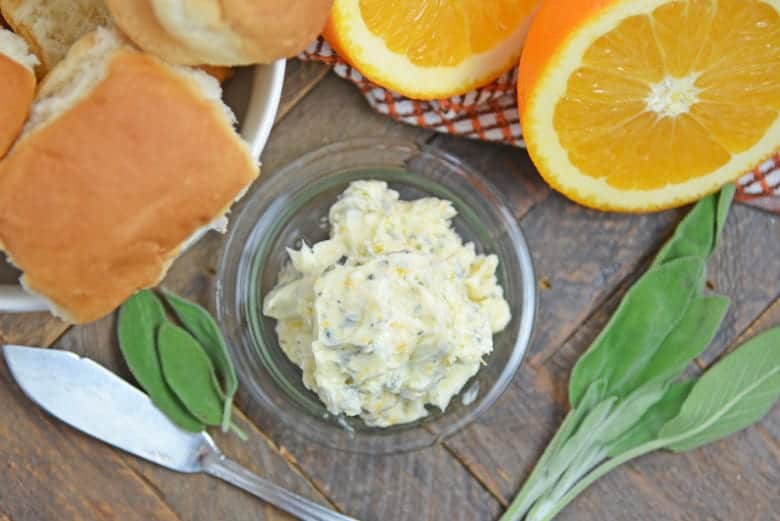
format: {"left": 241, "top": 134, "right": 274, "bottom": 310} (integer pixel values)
{"left": 325, "top": 0, "right": 539, "bottom": 99}
{"left": 519, "top": 0, "right": 780, "bottom": 212}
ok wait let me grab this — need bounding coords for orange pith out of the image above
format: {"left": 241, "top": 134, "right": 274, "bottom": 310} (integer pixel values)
{"left": 325, "top": 0, "right": 539, "bottom": 99}
{"left": 519, "top": 0, "right": 780, "bottom": 211}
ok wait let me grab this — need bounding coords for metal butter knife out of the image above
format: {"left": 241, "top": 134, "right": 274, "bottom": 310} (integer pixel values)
{"left": 3, "top": 345, "right": 357, "bottom": 521}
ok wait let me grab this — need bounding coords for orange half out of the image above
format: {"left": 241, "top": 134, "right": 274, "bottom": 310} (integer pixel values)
{"left": 519, "top": 0, "right": 780, "bottom": 212}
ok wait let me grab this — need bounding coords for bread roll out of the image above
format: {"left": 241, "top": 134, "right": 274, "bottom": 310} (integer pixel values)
{"left": 106, "top": 0, "right": 333, "bottom": 66}
{"left": 0, "top": 28, "right": 259, "bottom": 323}
{"left": 0, "top": 28, "right": 36, "bottom": 157}
{"left": 0, "top": 0, "right": 111, "bottom": 76}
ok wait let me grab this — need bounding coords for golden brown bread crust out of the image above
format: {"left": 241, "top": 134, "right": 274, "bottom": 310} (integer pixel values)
{"left": 106, "top": 0, "right": 333, "bottom": 65}
{"left": 221, "top": 0, "right": 333, "bottom": 61}
{"left": 0, "top": 54, "right": 34, "bottom": 157}
{"left": 105, "top": 0, "right": 210, "bottom": 64}
{"left": 0, "top": 49, "right": 258, "bottom": 323}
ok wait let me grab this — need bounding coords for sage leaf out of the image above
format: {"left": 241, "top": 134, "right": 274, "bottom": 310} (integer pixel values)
{"left": 118, "top": 291, "right": 203, "bottom": 432}
{"left": 606, "top": 380, "right": 695, "bottom": 457}
{"left": 163, "top": 291, "right": 238, "bottom": 431}
{"left": 569, "top": 257, "right": 705, "bottom": 407}
{"left": 546, "top": 398, "right": 615, "bottom": 482}
{"left": 653, "top": 186, "right": 734, "bottom": 267}
{"left": 658, "top": 327, "right": 780, "bottom": 452}
{"left": 626, "top": 295, "right": 729, "bottom": 395}
{"left": 158, "top": 322, "right": 224, "bottom": 427}
{"left": 596, "top": 380, "right": 668, "bottom": 444}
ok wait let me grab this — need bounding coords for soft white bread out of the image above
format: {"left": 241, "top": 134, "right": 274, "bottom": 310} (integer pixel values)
{"left": 0, "top": 28, "right": 36, "bottom": 157}
{"left": 0, "top": 0, "right": 111, "bottom": 76}
{"left": 0, "top": 28, "right": 259, "bottom": 323}
{"left": 106, "top": 0, "right": 333, "bottom": 66}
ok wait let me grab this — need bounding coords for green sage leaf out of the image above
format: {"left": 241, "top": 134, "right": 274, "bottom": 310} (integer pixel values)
{"left": 158, "top": 322, "right": 224, "bottom": 427}
{"left": 118, "top": 291, "right": 204, "bottom": 432}
{"left": 653, "top": 187, "right": 734, "bottom": 267}
{"left": 625, "top": 295, "right": 729, "bottom": 395}
{"left": 606, "top": 380, "right": 695, "bottom": 457}
{"left": 658, "top": 327, "right": 780, "bottom": 452}
{"left": 163, "top": 291, "right": 238, "bottom": 431}
{"left": 569, "top": 257, "right": 705, "bottom": 407}
{"left": 596, "top": 380, "right": 668, "bottom": 444}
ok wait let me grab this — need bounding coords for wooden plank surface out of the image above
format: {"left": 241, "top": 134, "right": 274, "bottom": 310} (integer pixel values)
{"left": 0, "top": 357, "right": 183, "bottom": 521}
{"left": 0, "top": 62, "right": 778, "bottom": 521}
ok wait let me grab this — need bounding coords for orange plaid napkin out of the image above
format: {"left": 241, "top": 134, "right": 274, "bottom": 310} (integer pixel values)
{"left": 299, "top": 38, "right": 780, "bottom": 214}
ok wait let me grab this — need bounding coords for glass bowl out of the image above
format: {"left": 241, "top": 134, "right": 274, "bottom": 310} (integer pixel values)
{"left": 215, "top": 138, "right": 536, "bottom": 454}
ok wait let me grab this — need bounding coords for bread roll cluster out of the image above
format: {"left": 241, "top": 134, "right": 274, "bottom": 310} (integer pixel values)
{"left": 0, "top": 1, "right": 333, "bottom": 323}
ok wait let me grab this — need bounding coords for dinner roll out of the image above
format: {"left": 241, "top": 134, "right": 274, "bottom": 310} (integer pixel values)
{"left": 0, "top": 0, "right": 111, "bottom": 76}
{"left": 106, "top": 0, "right": 333, "bottom": 65}
{"left": 0, "top": 28, "right": 259, "bottom": 323}
{"left": 0, "top": 28, "right": 36, "bottom": 157}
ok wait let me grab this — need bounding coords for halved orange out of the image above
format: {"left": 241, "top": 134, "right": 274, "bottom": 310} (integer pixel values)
{"left": 324, "top": 0, "right": 540, "bottom": 100}
{"left": 519, "top": 0, "right": 780, "bottom": 212}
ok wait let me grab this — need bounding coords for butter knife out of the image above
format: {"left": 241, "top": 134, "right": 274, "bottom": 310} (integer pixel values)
{"left": 3, "top": 345, "right": 357, "bottom": 521}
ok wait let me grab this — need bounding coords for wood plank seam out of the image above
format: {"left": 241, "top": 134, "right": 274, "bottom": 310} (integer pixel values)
{"left": 232, "top": 407, "right": 347, "bottom": 513}
{"left": 756, "top": 425, "right": 780, "bottom": 454}
{"left": 733, "top": 294, "right": 780, "bottom": 347}
{"left": 695, "top": 292, "right": 780, "bottom": 370}
{"left": 527, "top": 246, "right": 658, "bottom": 369}
{"left": 44, "top": 324, "right": 74, "bottom": 348}
{"left": 274, "top": 66, "right": 330, "bottom": 125}
{"left": 121, "top": 463, "right": 186, "bottom": 521}
{"left": 440, "top": 439, "right": 510, "bottom": 507}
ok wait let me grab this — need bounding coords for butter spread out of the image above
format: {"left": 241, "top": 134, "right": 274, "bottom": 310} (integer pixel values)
{"left": 263, "top": 181, "right": 511, "bottom": 427}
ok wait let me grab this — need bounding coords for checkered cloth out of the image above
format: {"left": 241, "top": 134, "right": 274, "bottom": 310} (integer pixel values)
{"left": 299, "top": 38, "right": 780, "bottom": 214}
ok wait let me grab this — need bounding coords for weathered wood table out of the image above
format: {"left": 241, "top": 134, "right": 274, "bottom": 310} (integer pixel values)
{"left": 1, "top": 62, "right": 778, "bottom": 521}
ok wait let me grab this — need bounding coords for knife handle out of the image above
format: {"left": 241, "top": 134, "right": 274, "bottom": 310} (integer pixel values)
{"left": 203, "top": 452, "right": 359, "bottom": 521}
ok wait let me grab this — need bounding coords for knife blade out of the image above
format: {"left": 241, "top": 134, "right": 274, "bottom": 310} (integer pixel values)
{"left": 3, "top": 344, "right": 206, "bottom": 472}
{"left": 3, "top": 345, "right": 357, "bottom": 521}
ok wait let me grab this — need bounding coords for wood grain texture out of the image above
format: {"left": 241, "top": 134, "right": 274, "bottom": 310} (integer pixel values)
{"left": 0, "top": 356, "right": 182, "bottom": 521}
{"left": 429, "top": 134, "right": 550, "bottom": 220}
{"left": 276, "top": 60, "right": 330, "bottom": 123}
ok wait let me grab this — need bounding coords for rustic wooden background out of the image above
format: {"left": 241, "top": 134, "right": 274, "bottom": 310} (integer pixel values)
{"left": 1, "top": 62, "right": 779, "bottom": 521}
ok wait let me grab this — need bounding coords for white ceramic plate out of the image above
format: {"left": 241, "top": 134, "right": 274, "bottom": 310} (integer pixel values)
{"left": 0, "top": 60, "right": 286, "bottom": 314}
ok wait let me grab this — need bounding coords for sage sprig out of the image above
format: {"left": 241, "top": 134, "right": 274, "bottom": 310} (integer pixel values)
{"left": 117, "top": 290, "right": 242, "bottom": 437}
{"left": 118, "top": 291, "right": 203, "bottom": 432}
{"left": 502, "top": 186, "right": 780, "bottom": 521}
{"left": 163, "top": 291, "right": 238, "bottom": 432}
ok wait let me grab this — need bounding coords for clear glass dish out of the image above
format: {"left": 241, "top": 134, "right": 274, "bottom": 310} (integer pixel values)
{"left": 215, "top": 138, "right": 536, "bottom": 454}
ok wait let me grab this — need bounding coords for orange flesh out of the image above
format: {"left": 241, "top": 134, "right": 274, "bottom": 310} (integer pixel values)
{"left": 359, "top": 0, "right": 539, "bottom": 66}
{"left": 554, "top": 0, "right": 780, "bottom": 190}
